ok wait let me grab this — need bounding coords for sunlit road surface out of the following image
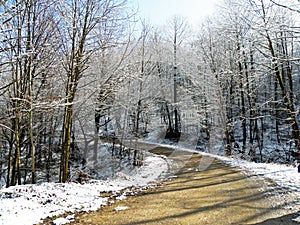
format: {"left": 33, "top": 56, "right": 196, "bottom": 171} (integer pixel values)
{"left": 74, "top": 144, "right": 299, "bottom": 225}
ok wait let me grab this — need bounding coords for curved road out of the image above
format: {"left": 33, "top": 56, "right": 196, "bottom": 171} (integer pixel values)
{"left": 73, "top": 145, "right": 298, "bottom": 225}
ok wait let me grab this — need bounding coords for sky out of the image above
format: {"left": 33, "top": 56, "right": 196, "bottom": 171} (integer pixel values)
{"left": 132, "top": 0, "right": 222, "bottom": 27}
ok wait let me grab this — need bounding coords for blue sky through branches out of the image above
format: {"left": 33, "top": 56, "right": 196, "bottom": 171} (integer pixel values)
{"left": 132, "top": 0, "right": 222, "bottom": 27}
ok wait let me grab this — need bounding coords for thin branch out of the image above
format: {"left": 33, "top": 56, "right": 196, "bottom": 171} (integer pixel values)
{"left": 270, "top": 0, "right": 300, "bottom": 13}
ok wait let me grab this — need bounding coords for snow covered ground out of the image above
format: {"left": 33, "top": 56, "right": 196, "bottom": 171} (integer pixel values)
{"left": 1, "top": 141, "right": 300, "bottom": 225}
{"left": 0, "top": 154, "right": 168, "bottom": 225}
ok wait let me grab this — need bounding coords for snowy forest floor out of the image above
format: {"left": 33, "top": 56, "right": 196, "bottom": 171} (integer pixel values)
{"left": 1, "top": 142, "right": 300, "bottom": 225}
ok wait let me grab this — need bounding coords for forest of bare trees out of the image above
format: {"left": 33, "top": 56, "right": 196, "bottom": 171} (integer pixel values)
{"left": 0, "top": 0, "right": 299, "bottom": 188}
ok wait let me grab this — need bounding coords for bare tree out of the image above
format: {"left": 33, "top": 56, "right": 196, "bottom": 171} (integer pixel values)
{"left": 57, "top": 0, "right": 131, "bottom": 182}
{"left": 163, "top": 15, "right": 190, "bottom": 141}
{"left": 249, "top": 0, "right": 299, "bottom": 145}
{"left": 0, "top": 0, "right": 61, "bottom": 186}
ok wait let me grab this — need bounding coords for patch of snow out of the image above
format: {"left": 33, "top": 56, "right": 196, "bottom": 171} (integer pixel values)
{"left": 0, "top": 153, "right": 168, "bottom": 225}
{"left": 52, "top": 217, "right": 70, "bottom": 225}
{"left": 52, "top": 214, "right": 75, "bottom": 225}
{"left": 116, "top": 194, "right": 127, "bottom": 201}
{"left": 292, "top": 216, "right": 300, "bottom": 223}
{"left": 114, "top": 206, "right": 129, "bottom": 211}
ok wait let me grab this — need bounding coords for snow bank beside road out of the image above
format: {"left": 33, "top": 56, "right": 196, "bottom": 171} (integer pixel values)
{"left": 0, "top": 154, "right": 168, "bottom": 225}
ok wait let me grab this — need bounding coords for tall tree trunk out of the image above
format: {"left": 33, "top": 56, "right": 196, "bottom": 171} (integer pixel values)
{"left": 274, "top": 77, "right": 280, "bottom": 143}
{"left": 225, "top": 126, "right": 232, "bottom": 156}
{"left": 6, "top": 133, "right": 13, "bottom": 188}
{"left": 238, "top": 45, "right": 246, "bottom": 154}
{"left": 61, "top": 102, "right": 74, "bottom": 183}
{"left": 28, "top": 43, "right": 36, "bottom": 184}
{"left": 165, "top": 103, "right": 173, "bottom": 137}
{"left": 12, "top": 116, "right": 22, "bottom": 186}
{"left": 244, "top": 48, "right": 254, "bottom": 146}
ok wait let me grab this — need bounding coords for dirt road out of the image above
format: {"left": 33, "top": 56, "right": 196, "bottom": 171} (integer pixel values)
{"left": 72, "top": 145, "right": 299, "bottom": 225}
